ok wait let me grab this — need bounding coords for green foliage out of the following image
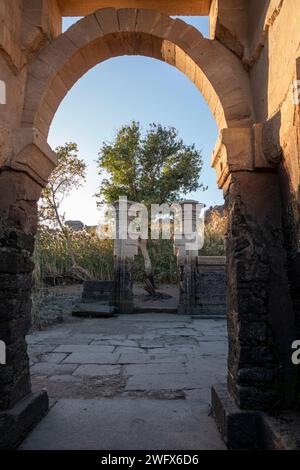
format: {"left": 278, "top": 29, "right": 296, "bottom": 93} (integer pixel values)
{"left": 33, "top": 136, "right": 226, "bottom": 289}
{"left": 33, "top": 228, "right": 179, "bottom": 285}
{"left": 96, "top": 121, "right": 205, "bottom": 205}
{"left": 132, "top": 239, "right": 179, "bottom": 284}
{"left": 33, "top": 227, "right": 114, "bottom": 284}
{"left": 39, "top": 142, "right": 86, "bottom": 226}
{"left": 33, "top": 211, "right": 226, "bottom": 286}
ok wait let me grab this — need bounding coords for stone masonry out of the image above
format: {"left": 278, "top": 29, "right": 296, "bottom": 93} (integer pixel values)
{"left": 194, "top": 256, "right": 226, "bottom": 317}
{"left": 0, "top": 0, "right": 300, "bottom": 449}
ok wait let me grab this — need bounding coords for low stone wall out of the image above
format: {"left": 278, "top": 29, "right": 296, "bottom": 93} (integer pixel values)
{"left": 82, "top": 280, "right": 114, "bottom": 303}
{"left": 31, "top": 285, "right": 82, "bottom": 329}
{"left": 194, "top": 256, "right": 227, "bottom": 317}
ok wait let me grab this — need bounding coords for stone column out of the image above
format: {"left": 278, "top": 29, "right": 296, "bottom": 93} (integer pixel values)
{"left": 113, "top": 244, "right": 136, "bottom": 314}
{"left": 211, "top": 126, "right": 298, "bottom": 445}
{"left": 113, "top": 200, "right": 138, "bottom": 314}
{"left": 174, "top": 200, "right": 201, "bottom": 315}
{"left": 0, "top": 129, "right": 57, "bottom": 448}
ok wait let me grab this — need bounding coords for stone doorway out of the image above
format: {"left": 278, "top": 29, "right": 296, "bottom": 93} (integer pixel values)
{"left": 1, "top": 4, "right": 299, "bottom": 450}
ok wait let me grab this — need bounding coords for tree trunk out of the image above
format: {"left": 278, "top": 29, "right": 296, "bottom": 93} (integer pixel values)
{"left": 53, "top": 197, "right": 92, "bottom": 281}
{"left": 139, "top": 238, "right": 156, "bottom": 295}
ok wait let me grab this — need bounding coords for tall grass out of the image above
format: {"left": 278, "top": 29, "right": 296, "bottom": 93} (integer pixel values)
{"left": 33, "top": 227, "right": 178, "bottom": 285}
{"left": 33, "top": 227, "right": 115, "bottom": 285}
{"left": 33, "top": 210, "right": 226, "bottom": 286}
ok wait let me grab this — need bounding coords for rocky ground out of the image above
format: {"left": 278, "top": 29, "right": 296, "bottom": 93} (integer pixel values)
{"left": 31, "top": 284, "right": 83, "bottom": 329}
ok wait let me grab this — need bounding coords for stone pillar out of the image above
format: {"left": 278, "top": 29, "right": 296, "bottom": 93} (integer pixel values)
{"left": 225, "top": 171, "right": 297, "bottom": 409}
{"left": 113, "top": 200, "right": 138, "bottom": 314}
{"left": 211, "top": 125, "right": 298, "bottom": 446}
{"left": 174, "top": 200, "right": 201, "bottom": 315}
{"left": 0, "top": 129, "right": 57, "bottom": 448}
{"left": 114, "top": 244, "right": 136, "bottom": 314}
{"left": 0, "top": 170, "right": 48, "bottom": 448}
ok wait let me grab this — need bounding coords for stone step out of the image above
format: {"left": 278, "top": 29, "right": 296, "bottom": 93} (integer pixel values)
{"left": 72, "top": 303, "right": 116, "bottom": 318}
{"left": 82, "top": 280, "right": 114, "bottom": 303}
{"left": 133, "top": 307, "right": 178, "bottom": 314}
{"left": 192, "top": 314, "right": 226, "bottom": 319}
{"left": 195, "top": 296, "right": 227, "bottom": 303}
{"left": 193, "top": 305, "right": 227, "bottom": 315}
{"left": 83, "top": 280, "right": 114, "bottom": 290}
{"left": 82, "top": 293, "right": 112, "bottom": 302}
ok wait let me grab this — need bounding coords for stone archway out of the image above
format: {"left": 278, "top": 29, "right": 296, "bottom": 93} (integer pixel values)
{"left": 0, "top": 6, "right": 298, "bottom": 449}
{"left": 14, "top": 8, "right": 255, "bottom": 185}
{"left": 23, "top": 8, "right": 254, "bottom": 135}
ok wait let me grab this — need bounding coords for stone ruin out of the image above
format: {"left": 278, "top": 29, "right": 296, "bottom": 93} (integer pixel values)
{"left": 0, "top": 0, "right": 300, "bottom": 449}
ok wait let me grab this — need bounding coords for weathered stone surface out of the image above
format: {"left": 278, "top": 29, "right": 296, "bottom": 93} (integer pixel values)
{"left": 54, "top": 344, "right": 115, "bottom": 353}
{"left": 21, "top": 313, "right": 227, "bottom": 449}
{"left": 82, "top": 280, "right": 115, "bottom": 303}
{"left": 123, "top": 363, "right": 186, "bottom": 375}
{"left": 225, "top": 171, "right": 298, "bottom": 410}
{"left": 40, "top": 352, "right": 68, "bottom": 364}
{"left": 31, "top": 363, "right": 79, "bottom": 376}
{"left": 0, "top": 391, "right": 49, "bottom": 450}
{"left": 0, "top": 172, "right": 42, "bottom": 413}
{"left": 73, "top": 364, "right": 121, "bottom": 377}
{"left": 1, "top": 0, "right": 300, "bottom": 450}
{"left": 212, "top": 383, "right": 300, "bottom": 449}
{"left": 113, "top": 237, "right": 135, "bottom": 314}
{"left": 72, "top": 303, "right": 115, "bottom": 317}
{"left": 211, "top": 383, "right": 263, "bottom": 450}
{"left": 20, "top": 397, "right": 225, "bottom": 450}
{"left": 194, "top": 256, "right": 226, "bottom": 316}
{"left": 63, "top": 352, "right": 120, "bottom": 364}
{"left": 20, "top": 7, "right": 254, "bottom": 141}
{"left": 58, "top": 1, "right": 213, "bottom": 16}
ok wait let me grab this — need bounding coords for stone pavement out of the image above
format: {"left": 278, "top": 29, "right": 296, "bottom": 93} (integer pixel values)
{"left": 21, "top": 313, "right": 228, "bottom": 450}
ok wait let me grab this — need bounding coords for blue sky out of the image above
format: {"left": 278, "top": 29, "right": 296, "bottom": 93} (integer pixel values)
{"left": 48, "top": 16, "right": 223, "bottom": 225}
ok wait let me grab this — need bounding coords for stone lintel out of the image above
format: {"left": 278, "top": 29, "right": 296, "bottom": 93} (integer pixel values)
{"left": 11, "top": 128, "right": 57, "bottom": 187}
{"left": 57, "top": 1, "right": 212, "bottom": 17}
{"left": 212, "top": 124, "right": 282, "bottom": 190}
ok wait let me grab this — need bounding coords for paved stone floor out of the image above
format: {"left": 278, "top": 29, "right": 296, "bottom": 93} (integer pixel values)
{"left": 21, "top": 313, "right": 228, "bottom": 450}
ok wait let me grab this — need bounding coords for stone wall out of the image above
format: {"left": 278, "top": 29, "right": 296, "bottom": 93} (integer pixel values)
{"left": 248, "top": 0, "right": 300, "bottom": 263}
{"left": 194, "top": 256, "right": 226, "bottom": 317}
{"left": 211, "top": 0, "right": 300, "bottom": 289}
{"left": 210, "top": 2, "right": 300, "bottom": 404}
{"left": 0, "top": 0, "right": 300, "bottom": 447}
{"left": 177, "top": 255, "right": 226, "bottom": 316}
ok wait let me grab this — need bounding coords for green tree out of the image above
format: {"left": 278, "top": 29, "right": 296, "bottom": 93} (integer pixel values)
{"left": 38, "top": 142, "right": 90, "bottom": 280}
{"left": 96, "top": 122, "right": 205, "bottom": 292}
{"left": 96, "top": 121, "right": 204, "bottom": 205}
